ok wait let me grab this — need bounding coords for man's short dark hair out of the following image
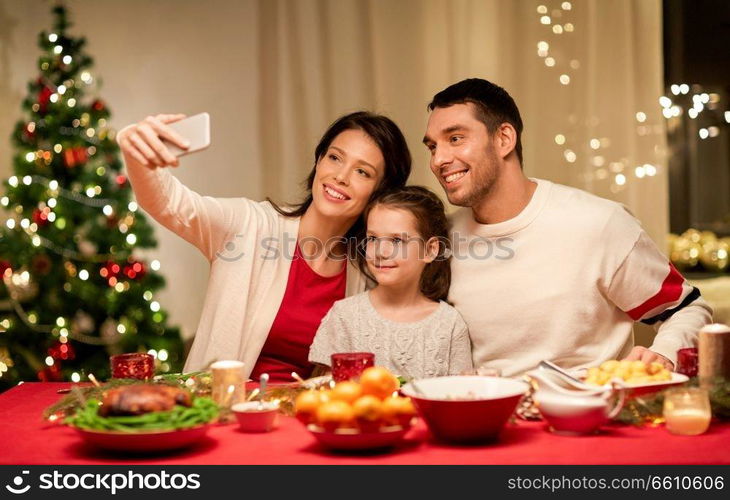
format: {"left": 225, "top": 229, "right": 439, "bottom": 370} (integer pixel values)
{"left": 428, "top": 78, "right": 524, "bottom": 165}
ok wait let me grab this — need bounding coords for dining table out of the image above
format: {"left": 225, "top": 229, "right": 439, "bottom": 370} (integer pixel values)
{"left": 1, "top": 382, "right": 729, "bottom": 465}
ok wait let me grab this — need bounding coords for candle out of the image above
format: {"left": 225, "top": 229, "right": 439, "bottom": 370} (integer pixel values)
{"left": 676, "top": 347, "right": 698, "bottom": 378}
{"left": 698, "top": 323, "right": 730, "bottom": 388}
{"left": 663, "top": 387, "right": 711, "bottom": 436}
{"left": 211, "top": 360, "right": 246, "bottom": 409}
{"left": 110, "top": 353, "right": 154, "bottom": 380}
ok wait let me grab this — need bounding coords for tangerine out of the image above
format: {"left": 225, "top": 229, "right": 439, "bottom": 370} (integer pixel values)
{"left": 316, "top": 400, "right": 355, "bottom": 432}
{"left": 330, "top": 381, "right": 363, "bottom": 405}
{"left": 359, "top": 366, "right": 398, "bottom": 400}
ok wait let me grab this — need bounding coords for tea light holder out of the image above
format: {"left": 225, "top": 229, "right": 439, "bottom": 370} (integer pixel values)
{"left": 211, "top": 360, "right": 246, "bottom": 410}
{"left": 662, "top": 387, "right": 711, "bottom": 436}
{"left": 110, "top": 353, "right": 154, "bottom": 380}
{"left": 676, "top": 347, "right": 699, "bottom": 378}
{"left": 331, "top": 352, "right": 375, "bottom": 382}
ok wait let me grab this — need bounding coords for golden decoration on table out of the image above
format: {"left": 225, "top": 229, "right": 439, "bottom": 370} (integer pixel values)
{"left": 699, "top": 239, "right": 729, "bottom": 272}
{"left": 669, "top": 228, "right": 730, "bottom": 272}
{"left": 585, "top": 359, "right": 672, "bottom": 386}
{"left": 669, "top": 233, "right": 701, "bottom": 269}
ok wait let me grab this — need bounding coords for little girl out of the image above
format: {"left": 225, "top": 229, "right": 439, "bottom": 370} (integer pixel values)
{"left": 309, "top": 186, "right": 473, "bottom": 378}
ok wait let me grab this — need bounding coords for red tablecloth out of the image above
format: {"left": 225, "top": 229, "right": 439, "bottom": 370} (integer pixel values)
{"left": 1, "top": 383, "right": 729, "bottom": 465}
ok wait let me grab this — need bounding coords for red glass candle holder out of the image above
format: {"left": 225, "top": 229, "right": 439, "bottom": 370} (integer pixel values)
{"left": 676, "top": 347, "right": 698, "bottom": 378}
{"left": 331, "top": 352, "right": 375, "bottom": 382}
{"left": 110, "top": 353, "right": 155, "bottom": 380}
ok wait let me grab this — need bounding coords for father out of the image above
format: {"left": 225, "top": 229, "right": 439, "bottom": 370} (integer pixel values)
{"left": 423, "top": 78, "right": 712, "bottom": 377}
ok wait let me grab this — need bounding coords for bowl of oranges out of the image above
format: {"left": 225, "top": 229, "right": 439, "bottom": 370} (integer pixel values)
{"left": 294, "top": 366, "right": 417, "bottom": 450}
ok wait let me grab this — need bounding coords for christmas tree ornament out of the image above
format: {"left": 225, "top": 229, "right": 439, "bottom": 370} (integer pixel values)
{"left": 77, "top": 239, "right": 97, "bottom": 257}
{"left": 31, "top": 253, "right": 52, "bottom": 275}
{"left": 38, "top": 86, "right": 53, "bottom": 113}
{"left": 106, "top": 214, "right": 119, "bottom": 228}
{"left": 124, "top": 260, "right": 146, "bottom": 280}
{"left": 0, "top": 260, "right": 11, "bottom": 278}
{"left": 100, "top": 261, "right": 121, "bottom": 279}
{"left": 32, "top": 208, "right": 50, "bottom": 227}
{"left": 2, "top": 269, "right": 39, "bottom": 303}
{"left": 37, "top": 363, "right": 62, "bottom": 382}
{"left": 71, "top": 311, "right": 95, "bottom": 334}
{"left": 63, "top": 261, "right": 77, "bottom": 277}
{"left": 48, "top": 340, "right": 75, "bottom": 361}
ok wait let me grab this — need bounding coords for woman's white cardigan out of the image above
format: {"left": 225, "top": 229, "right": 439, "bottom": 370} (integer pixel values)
{"left": 125, "top": 161, "right": 368, "bottom": 378}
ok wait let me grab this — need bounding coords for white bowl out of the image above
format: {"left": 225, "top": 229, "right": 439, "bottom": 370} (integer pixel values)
{"left": 231, "top": 401, "right": 280, "bottom": 432}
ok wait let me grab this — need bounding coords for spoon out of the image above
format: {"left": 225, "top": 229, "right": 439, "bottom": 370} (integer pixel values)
{"left": 539, "top": 360, "right": 586, "bottom": 385}
{"left": 258, "top": 373, "right": 269, "bottom": 409}
{"left": 246, "top": 388, "right": 260, "bottom": 402}
{"left": 397, "top": 364, "right": 425, "bottom": 396}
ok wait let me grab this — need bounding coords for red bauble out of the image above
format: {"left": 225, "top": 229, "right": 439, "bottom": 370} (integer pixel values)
{"left": 38, "top": 86, "right": 53, "bottom": 113}
{"left": 48, "top": 341, "right": 75, "bottom": 361}
{"left": 32, "top": 208, "right": 50, "bottom": 227}
{"left": 115, "top": 175, "right": 127, "bottom": 186}
{"left": 92, "top": 99, "right": 105, "bottom": 111}
{"left": 100, "top": 261, "right": 121, "bottom": 279}
{"left": 123, "top": 260, "right": 146, "bottom": 280}
{"left": 37, "top": 364, "right": 62, "bottom": 382}
{"left": 31, "top": 254, "right": 52, "bottom": 275}
{"left": 105, "top": 214, "right": 119, "bottom": 229}
{"left": 73, "top": 147, "right": 87, "bottom": 166}
{"left": 0, "top": 260, "right": 11, "bottom": 278}
{"left": 63, "top": 148, "right": 77, "bottom": 168}
{"left": 63, "top": 147, "right": 87, "bottom": 168}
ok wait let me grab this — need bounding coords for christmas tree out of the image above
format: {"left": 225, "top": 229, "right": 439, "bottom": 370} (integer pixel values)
{"left": 0, "top": 4, "right": 183, "bottom": 391}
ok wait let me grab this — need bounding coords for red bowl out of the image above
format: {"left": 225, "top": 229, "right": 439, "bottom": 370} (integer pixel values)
{"left": 306, "top": 424, "right": 411, "bottom": 451}
{"left": 400, "top": 376, "right": 529, "bottom": 443}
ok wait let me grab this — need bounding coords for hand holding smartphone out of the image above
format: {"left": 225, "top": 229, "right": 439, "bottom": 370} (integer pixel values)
{"left": 163, "top": 112, "right": 211, "bottom": 157}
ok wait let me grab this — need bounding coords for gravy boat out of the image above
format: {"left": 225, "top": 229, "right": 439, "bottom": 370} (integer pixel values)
{"left": 526, "top": 368, "right": 626, "bottom": 435}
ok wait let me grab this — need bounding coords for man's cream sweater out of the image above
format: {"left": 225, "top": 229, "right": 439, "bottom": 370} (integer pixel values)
{"left": 449, "top": 179, "right": 713, "bottom": 377}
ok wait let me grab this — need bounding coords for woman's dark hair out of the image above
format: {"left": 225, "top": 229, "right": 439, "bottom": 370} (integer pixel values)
{"left": 267, "top": 111, "right": 412, "bottom": 258}
{"left": 428, "top": 78, "right": 524, "bottom": 166}
{"left": 359, "top": 186, "right": 452, "bottom": 302}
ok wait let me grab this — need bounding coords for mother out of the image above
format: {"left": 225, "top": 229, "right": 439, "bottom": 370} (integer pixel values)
{"left": 117, "top": 112, "right": 411, "bottom": 382}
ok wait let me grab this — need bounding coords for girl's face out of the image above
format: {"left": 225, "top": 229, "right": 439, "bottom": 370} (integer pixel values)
{"left": 310, "top": 129, "right": 385, "bottom": 223}
{"left": 364, "top": 205, "right": 438, "bottom": 288}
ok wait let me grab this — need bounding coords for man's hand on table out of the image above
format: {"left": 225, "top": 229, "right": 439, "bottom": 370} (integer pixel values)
{"left": 623, "top": 346, "right": 674, "bottom": 371}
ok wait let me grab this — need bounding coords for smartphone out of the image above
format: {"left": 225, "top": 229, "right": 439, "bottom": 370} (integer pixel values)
{"left": 163, "top": 112, "right": 210, "bottom": 156}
